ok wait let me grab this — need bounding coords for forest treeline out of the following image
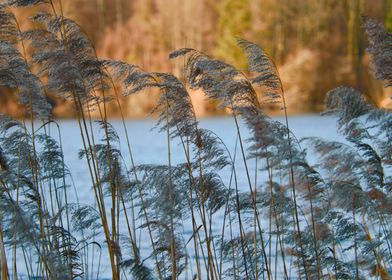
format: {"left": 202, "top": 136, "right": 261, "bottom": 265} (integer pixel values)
{"left": 2, "top": 0, "right": 392, "bottom": 117}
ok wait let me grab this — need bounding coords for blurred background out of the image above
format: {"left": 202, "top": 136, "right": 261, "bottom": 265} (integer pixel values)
{"left": 3, "top": 0, "right": 392, "bottom": 118}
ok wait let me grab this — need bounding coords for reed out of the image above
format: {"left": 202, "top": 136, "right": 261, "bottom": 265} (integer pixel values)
{"left": 0, "top": 1, "right": 391, "bottom": 279}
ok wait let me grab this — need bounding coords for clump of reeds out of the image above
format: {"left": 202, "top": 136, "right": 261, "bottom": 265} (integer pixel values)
{"left": 0, "top": 0, "right": 391, "bottom": 279}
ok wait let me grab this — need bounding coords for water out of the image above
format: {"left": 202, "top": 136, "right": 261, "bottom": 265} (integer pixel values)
{"left": 14, "top": 115, "right": 342, "bottom": 279}
{"left": 60, "top": 114, "right": 341, "bottom": 188}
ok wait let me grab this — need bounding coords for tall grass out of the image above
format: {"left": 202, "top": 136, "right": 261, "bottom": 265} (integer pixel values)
{"left": 0, "top": 0, "right": 391, "bottom": 279}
